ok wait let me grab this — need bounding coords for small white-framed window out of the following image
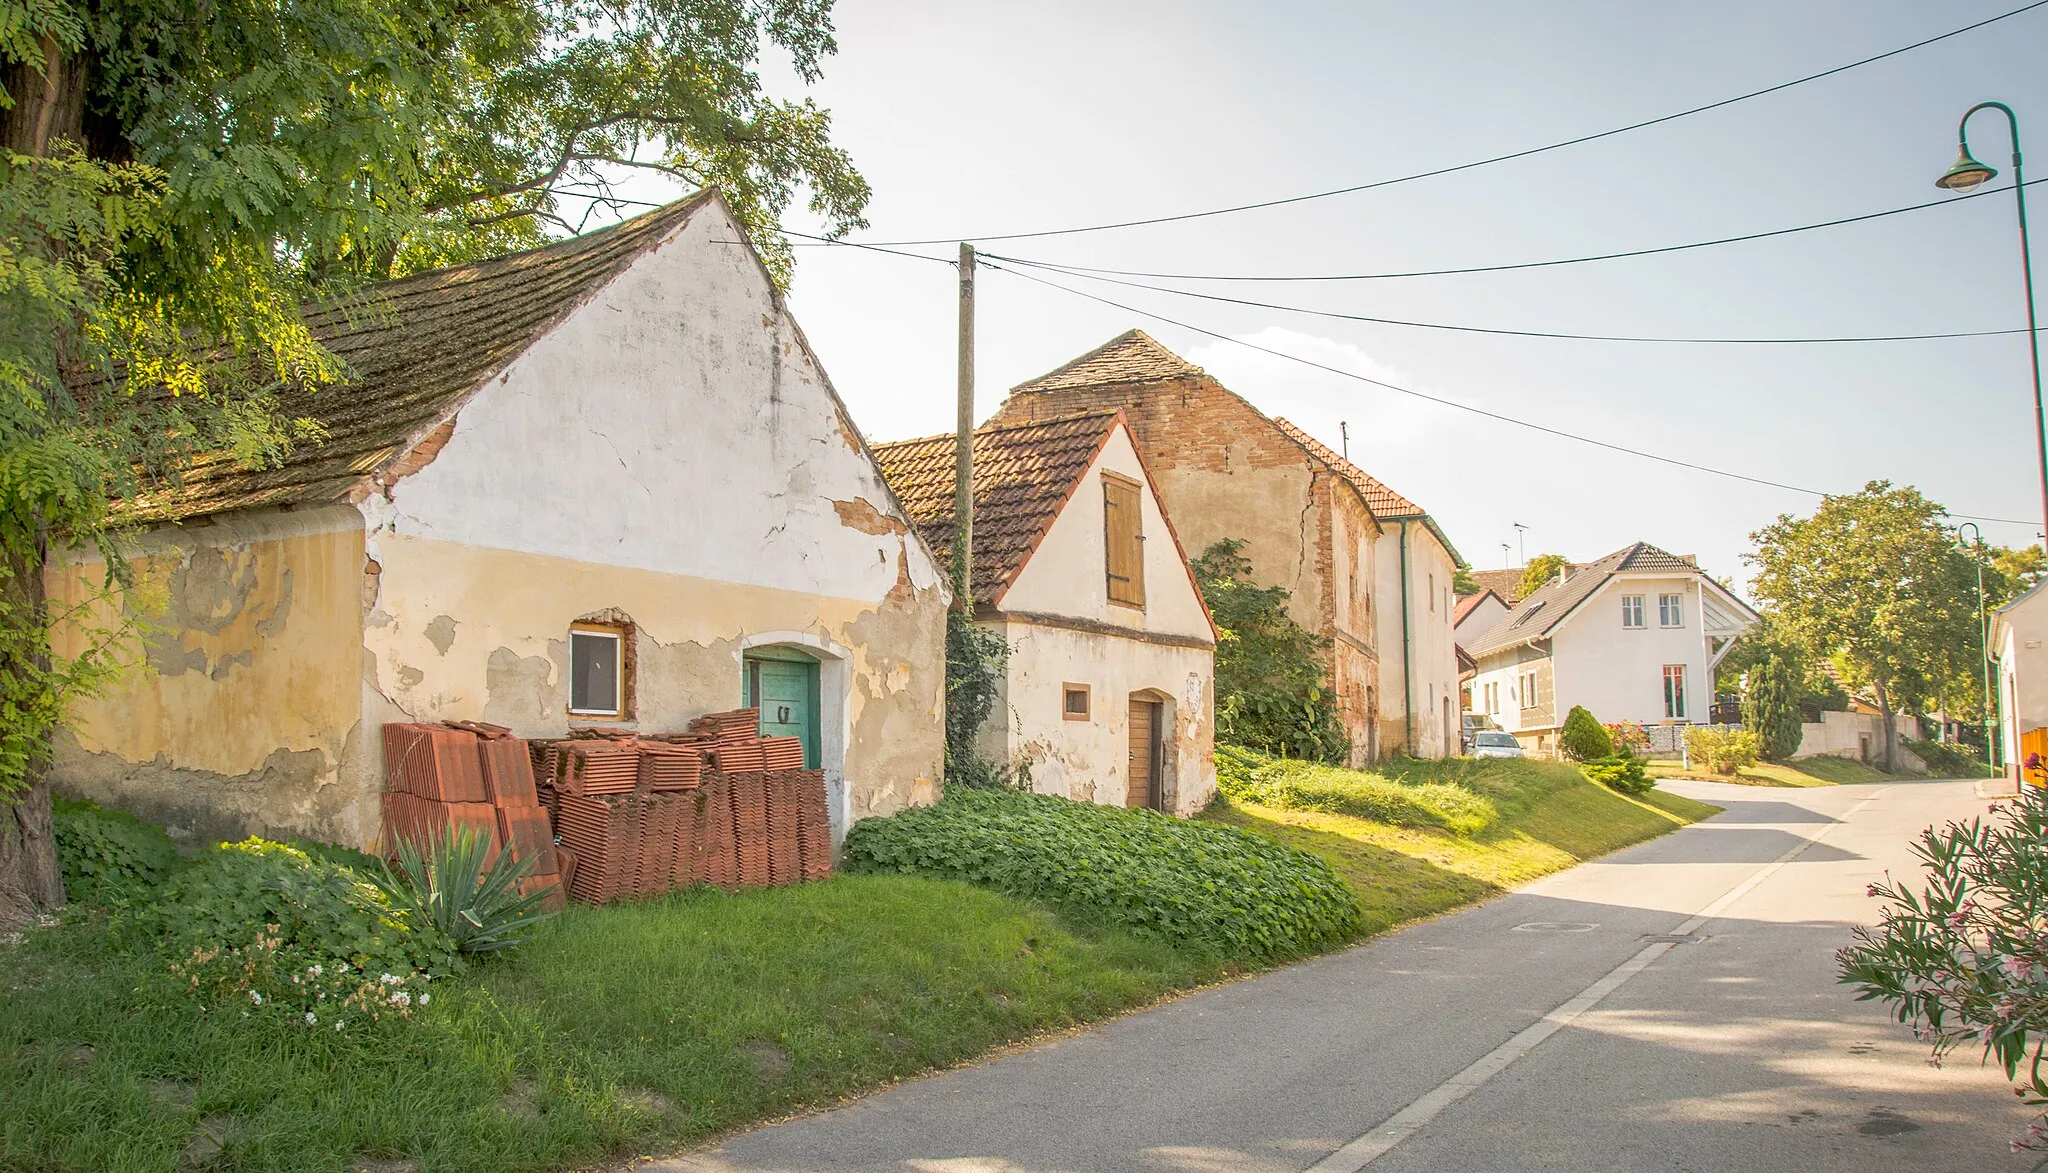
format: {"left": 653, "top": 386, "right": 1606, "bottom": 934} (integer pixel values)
{"left": 1621, "top": 594, "right": 1645, "bottom": 628}
{"left": 569, "top": 624, "right": 626, "bottom": 716}
{"left": 1519, "top": 670, "right": 1538, "bottom": 709}
{"left": 1659, "top": 593, "right": 1683, "bottom": 627}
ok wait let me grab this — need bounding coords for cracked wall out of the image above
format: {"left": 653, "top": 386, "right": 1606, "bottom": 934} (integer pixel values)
{"left": 44, "top": 505, "right": 371, "bottom": 849}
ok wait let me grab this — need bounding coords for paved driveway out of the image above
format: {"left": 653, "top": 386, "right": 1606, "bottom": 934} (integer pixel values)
{"left": 652, "top": 780, "right": 2025, "bottom": 1173}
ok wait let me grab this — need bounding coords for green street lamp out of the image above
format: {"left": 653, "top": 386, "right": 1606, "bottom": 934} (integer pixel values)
{"left": 1957, "top": 520, "right": 1996, "bottom": 773}
{"left": 1937, "top": 102, "right": 2048, "bottom": 539}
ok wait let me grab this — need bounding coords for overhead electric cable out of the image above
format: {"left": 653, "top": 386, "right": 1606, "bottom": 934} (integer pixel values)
{"left": 980, "top": 177, "right": 2048, "bottom": 283}
{"left": 835, "top": 1, "right": 2048, "bottom": 246}
{"left": 980, "top": 259, "right": 2034, "bottom": 527}
{"left": 974, "top": 260, "right": 2032, "bottom": 344}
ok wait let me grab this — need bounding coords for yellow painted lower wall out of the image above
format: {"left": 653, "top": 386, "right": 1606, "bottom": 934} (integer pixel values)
{"left": 46, "top": 506, "right": 373, "bottom": 849}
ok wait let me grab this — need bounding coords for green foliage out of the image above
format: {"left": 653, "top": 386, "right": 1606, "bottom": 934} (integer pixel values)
{"left": 1518, "top": 553, "right": 1567, "bottom": 599}
{"left": 1559, "top": 705, "right": 1613, "bottom": 762}
{"left": 50, "top": 795, "right": 181, "bottom": 905}
{"left": 1902, "top": 738, "right": 1995, "bottom": 779}
{"left": 843, "top": 788, "right": 1364, "bottom": 963}
{"left": 1193, "top": 539, "right": 1347, "bottom": 763}
{"left": 1451, "top": 564, "right": 1479, "bottom": 595}
{"left": 1685, "top": 727, "right": 1761, "bottom": 775}
{"left": 1747, "top": 482, "right": 1982, "bottom": 769}
{"left": 144, "top": 838, "right": 454, "bottom": 978}
{"left": 1580, "top": 754, "right": 1654, "bottom": 795}
{"left": 943, "top": 609, "right": 1008, "bottom": 784}
{"left": 1987, "top": 543, "right": 2046, "bottom": 610}
{"left": 376, "top": 825, "right": 554, "bottom": 956}
{"left": 1214, "top": 745, "right": 1498, "bottom": 836}
{"left": 1742, "top": 655, "right": 1805, "bottom": 761}
{"left": 1838, "top": 786, "right": 2048, "bottom": 1156}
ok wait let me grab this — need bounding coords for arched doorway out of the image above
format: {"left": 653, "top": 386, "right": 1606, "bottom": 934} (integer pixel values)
{"left": 737, "top": 632, "right": 851, "bottom": 841}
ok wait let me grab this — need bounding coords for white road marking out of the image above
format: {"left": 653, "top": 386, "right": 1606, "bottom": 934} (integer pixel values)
{"left": 1305, "top": 787, "right": 1890, "bottom": 1173}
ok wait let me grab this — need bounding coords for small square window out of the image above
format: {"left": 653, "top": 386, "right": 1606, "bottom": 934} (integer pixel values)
{"left": 1063, "top": 683, "right": 1092, "bottom": 721}
{"left": 570, "top": 625, "right": 625, "bottom": 716}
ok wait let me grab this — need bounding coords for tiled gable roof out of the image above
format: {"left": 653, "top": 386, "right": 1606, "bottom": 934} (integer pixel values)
{"left": 1272, "top": 418, "right": 1462, "bottom": 564}
{"left": 872, "top": 412, "right": 1121, "bottom": 603}
{"left": 1452, "top": 589, "right": 1500, "bottom": 627}
{"left": 1465, "top": 542, "right": 1702, "bottom": 658}
{"left": 124, "top": 191, "right": 719, "bottom": 523}
{"left": 1466, "top": 567, "right": 1528, "bottom": 603}
{"left": 1010, "top": 329, "right": 1205, "bottom": 394}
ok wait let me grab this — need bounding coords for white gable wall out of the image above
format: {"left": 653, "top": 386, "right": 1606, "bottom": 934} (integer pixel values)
{"left": 1454, "top": 594, "right": 1510, "bottom": 650}
{"left": 1546, "top": 573, "right": 1712, "bottom": 728}
{"left": 1374, "top": 521, "right": 1461, "bottom": 758}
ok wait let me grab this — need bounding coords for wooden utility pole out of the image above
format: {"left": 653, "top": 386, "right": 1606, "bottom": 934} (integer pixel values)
{"left": 954, "top": 242, "right": 975, "bottom": 603}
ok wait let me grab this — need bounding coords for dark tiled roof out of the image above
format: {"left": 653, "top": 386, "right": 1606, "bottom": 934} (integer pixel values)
{"left": 124, "top": 191, "right": 719, "bottom": 523}
{"left": 1465, "top": 542, "right": 1701, "bottom": 658}
{"left": 1272, "top": 418, "right": 1463, "bottom": 564}
{"left": 871, "top": 412, "right": 1121, "bottom": 603}
{"left": 1010, "top": 329, "right": 1205, "bottom": 394}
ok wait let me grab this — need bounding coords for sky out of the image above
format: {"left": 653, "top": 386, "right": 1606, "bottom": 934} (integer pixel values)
{"left": 614, "top": 0, "right": 2048, "bottom": 592}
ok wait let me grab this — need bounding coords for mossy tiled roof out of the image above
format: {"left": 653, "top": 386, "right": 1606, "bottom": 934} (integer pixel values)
{"left": 1009, "top": 329, "right": 1206, "bottom": 394}
{"left": 871, "top": 412, "right": 1121, "bottom": 603}
{"left": 124, "top": 191, "right": 718, "bottom": 523}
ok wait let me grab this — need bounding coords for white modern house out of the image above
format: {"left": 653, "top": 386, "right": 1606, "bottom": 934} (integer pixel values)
{"left": 1462, "top": 543, "right": 1759, "bottom": 755}
{"left": 1993, "top": 579, "right": 2048, "bottom": 787}
{"left": 874, "top": 411, "right": 1218, "bottom": 815}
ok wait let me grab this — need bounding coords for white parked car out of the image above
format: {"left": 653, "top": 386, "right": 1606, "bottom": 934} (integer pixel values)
{"left": 1469, "top": 731, "right": 1525, "bottom": 759}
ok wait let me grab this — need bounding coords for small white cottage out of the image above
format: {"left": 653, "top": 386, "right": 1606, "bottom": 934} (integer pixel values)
{"left": 47, "top": 191, "right": 950, "bottom": 851}
{"left": 874, "top": 412, "right": 1218, "bottom": 814}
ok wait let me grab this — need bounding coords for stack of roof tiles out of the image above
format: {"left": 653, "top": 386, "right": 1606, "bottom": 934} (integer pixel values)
{"left": 518, "top": 709, "right": 832, "bottom": 905}
{"left": 382, "top": 722, "right": 564, "bottom": 909}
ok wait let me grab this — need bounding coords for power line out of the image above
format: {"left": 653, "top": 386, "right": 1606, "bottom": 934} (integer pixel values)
{"left": 980, "top": 258, "right": 2035, "bottom": 528}
{"left": 973, "top": 259, "right": 2032, "bottom": 345}
{"left": 835, "top": 1, "right": 2048, "bottom": 246}
{"left": 982, "top": 177, "right": 2047, "bottom": 283}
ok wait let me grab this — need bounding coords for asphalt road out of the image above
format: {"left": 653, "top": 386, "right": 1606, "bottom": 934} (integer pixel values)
{"left": 653, "top": 779, "right": 2027, "bottom": 1173}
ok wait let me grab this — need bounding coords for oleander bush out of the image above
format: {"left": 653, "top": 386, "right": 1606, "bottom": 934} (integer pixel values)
{"left": 1215, "top": 746, "right": 1498, "bottom": 836}
{"left": 51, "top": 796, "right": 183, "bottom": 906}
{"left": 843, "top": 788, "right": 1363, "bottom": 963}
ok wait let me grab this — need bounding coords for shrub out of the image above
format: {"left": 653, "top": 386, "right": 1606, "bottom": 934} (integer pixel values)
{"left": 1559, "top": 706, "right": 1614, "bottom": 762}
{"left": 843, "top": 789, "right": 1363, "bottom": 963}
{"left": 1580, "top": 753, "right": 1654, "bottom": 795}
{"left": 376, "top": 825, "right": 554, "bottom": 955}
{"left": 1195, "top": 539, "right": 1349, "bottom": 763}
{"left": 1604, "top": 721, "right": 1651, "bottom": 754}
{"left": 1904, "top": 738, "right": 1994, "bottom": 779}
{"left": 1685, "top": 727, "right": 1760, "bottom": 775}
{"left": 1222, "top": 756, "right": 1497, "bottom": 836}
{"left": 1838, "top": 786, "right": 2048, "bottom": 1156}
{"left": 144, "top": 838, "right": 454, "bottom": 978}
{"left": 51, "top": 796, "right": 182, "bottom": 906}
{"left": 1743, "top": 655, "right": 1805, "bottom": 761}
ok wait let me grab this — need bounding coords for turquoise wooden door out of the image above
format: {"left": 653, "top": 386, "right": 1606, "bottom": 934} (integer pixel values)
{"left": 745, "top": 653, "right": 821, "bottom": 769}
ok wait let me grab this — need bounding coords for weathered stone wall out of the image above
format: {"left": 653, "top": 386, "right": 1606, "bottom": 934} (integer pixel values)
{"left": 46, "top": 505, "right": 373, "bottom": 850}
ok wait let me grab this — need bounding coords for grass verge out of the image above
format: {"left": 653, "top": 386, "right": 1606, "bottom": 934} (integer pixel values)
{"left": 1203, "top": 758, "right": 1719, "bottom": 937}
{"left": 2, "top": 874, "right": 1223, "bottom": 1173}
{"left": 1646, "top": 755, "right": 1907, "bottom": 787}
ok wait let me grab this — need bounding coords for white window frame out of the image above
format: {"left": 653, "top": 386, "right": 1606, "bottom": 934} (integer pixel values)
{"left": 1519, "top": 670, "right": 1538, "bottom": 709}
{"left": 1621, "top": 594, "right": 1645, "bottom": 628}
{"left": 1659, "top": 593, "right": 1684, "bottom": 628}
{"left": 1663, "top": 663, "right": 1687, "bottom": 720}
{"left": 569, "top": 627, "right": 625, "bottom": 717}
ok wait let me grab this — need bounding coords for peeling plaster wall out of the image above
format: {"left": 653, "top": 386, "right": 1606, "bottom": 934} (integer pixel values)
{"left": 45, "top": 505, "right": 372, "bottom": 849}
{"left": 985, "top": 620, "right": 1214, "bottom": 816}
{"left": 358, "top": 199, "right": 946, "bottom": 831}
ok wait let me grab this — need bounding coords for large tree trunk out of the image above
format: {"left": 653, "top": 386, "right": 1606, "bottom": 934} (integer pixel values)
{"left": 0, "top": 37, "right": 88, "bottom": 924}
{"left": 1874, "top": 677, "right": 1898, "bottom": 773}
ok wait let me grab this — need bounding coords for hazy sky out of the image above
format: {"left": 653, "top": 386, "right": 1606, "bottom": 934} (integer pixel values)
{"left": 620, "top": 1, "right": 2048, "bottom": 589}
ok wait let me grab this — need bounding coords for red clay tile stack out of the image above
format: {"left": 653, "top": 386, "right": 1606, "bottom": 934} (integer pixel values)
{"left": 555, "top": 794, "right": 636, "bottom": 905}
{"left": 762, "top": 736, "right": 805, "bottom": 771}
{"left": 382, "top": 721, "right": 565, "bottom": 909}
{"left": 553, "top": 741, "right": 641, "bottom": 795}
{"left": 698, "top": 770, "right": 737, "bottom": 888}
{"left": 763, "top": 770, "right": 799, "bottom": 884}
{"left": 795, "top": 770, "right": 832, "bottom": 881}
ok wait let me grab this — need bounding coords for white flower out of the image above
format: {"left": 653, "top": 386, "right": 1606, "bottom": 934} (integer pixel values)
{"left": 379, "top": 973, "right": 401, "bottom": 986}
{"left": 248, "top": 991, "right": 263, "bottom": 1006}
{"left": 304, "top": 1012, "right": 318, "bottom": 1025}
{"left": 306, "top": 964, "right": 323, "bottom": 977}
{"left": 333, "top": 1021, "right": 344, "bottom": 1032}
{"left": 388, "top": 990, "right": 412, "bottom": 1008}
{"left": 418, "top": 993, "right": 429, "bottom": 1006}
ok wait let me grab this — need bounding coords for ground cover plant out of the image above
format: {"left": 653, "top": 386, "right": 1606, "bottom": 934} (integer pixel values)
{"left": 1206, "top": 756, "right": 1718, "bottom": 937}
{"left": 1216, "top": 748, "right": 1498, "bottom": 836}
{"left": 49, "top": 797, "right": 181, "bottom": 907}
{"left": 843, "top": 788, "right": 1363, "bottom": 962}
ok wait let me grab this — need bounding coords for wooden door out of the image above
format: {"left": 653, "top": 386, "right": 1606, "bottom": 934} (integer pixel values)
{"left": 746, "top": 654, "right": 820, "bottom": 769}
{"left": 1127, "top": 698, "right": 1162, "bottom": 809}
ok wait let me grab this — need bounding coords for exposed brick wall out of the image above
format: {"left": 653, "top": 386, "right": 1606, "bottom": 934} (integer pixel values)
{"left": 992, "top": 375, "right": 1384, "bottom": 762}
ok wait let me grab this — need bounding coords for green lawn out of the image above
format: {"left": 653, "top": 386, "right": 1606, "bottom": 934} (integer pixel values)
{"left": 1204, "top": 758, "right": 1720, "bottom": 937}
{"left": 2, "top": 875, "right": 1223, "bottom": 1173}
{"left": 1646, "top": 755, "right": 1902, "bottom": 787}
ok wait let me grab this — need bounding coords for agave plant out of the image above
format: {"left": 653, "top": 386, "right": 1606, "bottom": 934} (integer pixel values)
{"left": 377, "top": 825, "right": 555, "bottom": 955}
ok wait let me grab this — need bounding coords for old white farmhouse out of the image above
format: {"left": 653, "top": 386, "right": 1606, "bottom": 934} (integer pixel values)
{"left": 48, "top": 192, "right": 950, "bottom": 851}
{"left": 875, "top": 412, "right": 1218, "bottom": 814}
{"left": 1463, "top": 543, "right": 1758, "bottom": 754}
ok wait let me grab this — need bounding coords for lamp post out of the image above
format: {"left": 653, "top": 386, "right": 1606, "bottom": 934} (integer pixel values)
{"left": 1958, "top": 521, "right": 1996, "bottom": 772}
{"left": 1936, "top": 102, "right": 2048, "bottom": 539}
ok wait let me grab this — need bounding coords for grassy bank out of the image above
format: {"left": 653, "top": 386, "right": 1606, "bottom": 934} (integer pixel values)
{"left": 1204, "top": 758, "right": 1720, "bottom": 937}
{"left": 1645, "top": 755, "right": 1901, "bottom": 787}
{"left": 3, "top": 875, "right": 1223, "bottom": 1173}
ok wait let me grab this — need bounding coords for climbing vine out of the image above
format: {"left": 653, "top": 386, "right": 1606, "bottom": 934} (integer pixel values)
{"left": 943, "top": 609, "right": 1009, "bottom": 787}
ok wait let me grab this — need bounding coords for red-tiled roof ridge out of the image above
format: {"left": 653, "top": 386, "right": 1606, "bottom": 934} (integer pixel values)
{"left": 1270, "top": 417, "right": 1463, "bottom": 566}
{"left": 1009, "top": 329, "right": 1207, "bottom": 394}
{"left": 1451, "top": 589, "right": 1501, "bottom": 627}
{"left": 1464, "top": 541, "right": 1720, "bottom": 658}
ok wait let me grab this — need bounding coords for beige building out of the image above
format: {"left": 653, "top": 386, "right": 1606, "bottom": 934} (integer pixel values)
{"left": 989, "top": 331, "right": 1387, "bottom": 766}
{"left": 47, "top": 192, "right": 949, "bottom": 852}
{"left": 875, "top": 412, "right": 1217, "bottom": 814}
{"left": 1276, "top": 421, "right": 1464, "bottom": 758}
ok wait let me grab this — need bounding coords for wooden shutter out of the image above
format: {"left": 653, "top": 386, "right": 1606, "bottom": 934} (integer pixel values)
{"left": 1103, "top": 473, "right": 1145, "bottom": 607}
